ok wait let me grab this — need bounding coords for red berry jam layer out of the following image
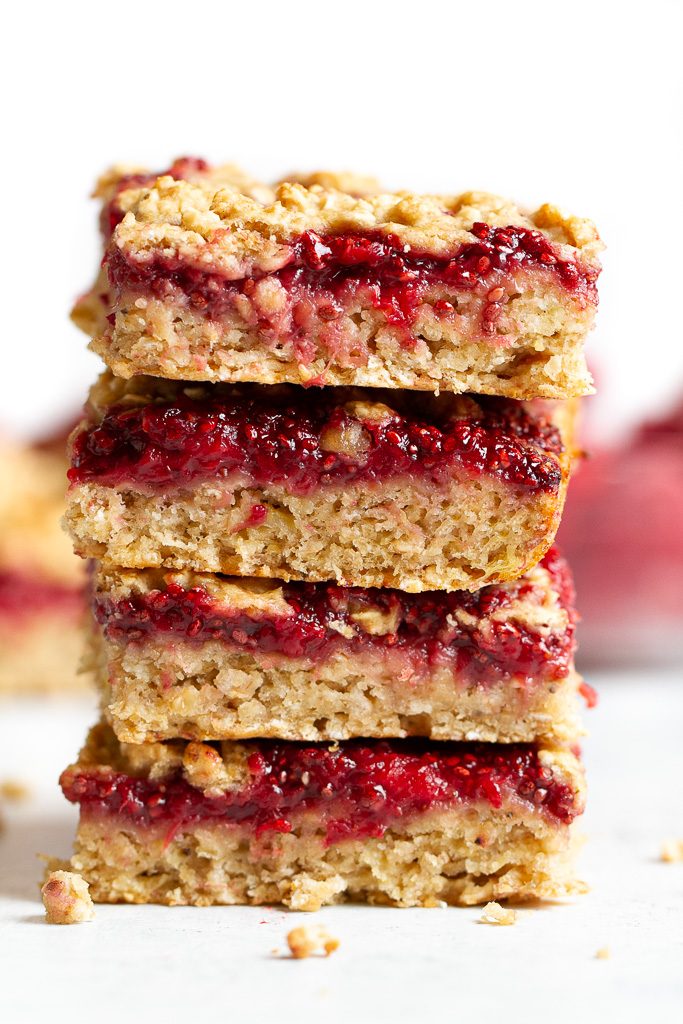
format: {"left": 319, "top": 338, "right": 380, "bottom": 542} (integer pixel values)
{"left": 68, "top": 389, "right": 563, "bottom": 494}
{"left": 0, "top": 571, "right": 83, "bottom": 623}
{"left": 61, "top": 739, "right": 580, "bottom": 843}
{"left": 107, "top": 222, "right": 598, "bottom": 338}
{"left": 94, "top": 550, "right": 575, "bottom": 686}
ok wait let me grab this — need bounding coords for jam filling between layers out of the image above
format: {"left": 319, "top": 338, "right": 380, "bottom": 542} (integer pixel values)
{"left": 61, "top": 738, "right": 580, "bottom": 844}
{"left": 107, "top": 221, "right": 598, "bottom": 343}
{"left": 68, "top": 390, "right": 563, "bottom": 493}
{"left": 95, "top": 549, "right": 575, "bottom": 686}
{"left": 0, "top": 570, "right": 83, "bottom": 622}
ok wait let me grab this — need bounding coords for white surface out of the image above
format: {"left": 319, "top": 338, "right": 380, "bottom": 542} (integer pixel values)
{"left": 1, "top": 671, "right": 682, "bottom": 1023}
{"left": 2, "top": 0, "right": 683, "bottom": 441}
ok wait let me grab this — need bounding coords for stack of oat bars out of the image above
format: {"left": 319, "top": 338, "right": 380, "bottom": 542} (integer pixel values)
{"left": 59, "top": 160, "right": 601, "bottom": 909}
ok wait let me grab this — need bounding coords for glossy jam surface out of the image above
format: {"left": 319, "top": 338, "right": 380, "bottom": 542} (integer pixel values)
{"left": 95, "top": 550, "right": 575, "bottom": 684}
{"left": 62, "top": 739, "right": 580, "bottom": 842}
{"left": 0, "top": 571, "right": 82, "bottom": 622}
{"left": 68, "top": 390, "right": 563, "bottom": 494}
{"left": 108, "top": 222, "right": 598, "bottom": 337}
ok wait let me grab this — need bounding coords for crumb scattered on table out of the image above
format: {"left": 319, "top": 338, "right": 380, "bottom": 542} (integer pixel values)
{"left": 0, "top": 779, "right": 31, "bottom": 802}
{"left": 286, "top": 925, "right": 340, "bottom": 958}
{"left": 595, "top": 946, "right": 610, "bottom": 960}
{"left": 41, "top": 870, "right": 94, "bottom": 924}
{"left": 479, "top": 901, "right": 517, "bottom": 926}
{"left": 660, "top": 839, "right": 683, "bottom": 863}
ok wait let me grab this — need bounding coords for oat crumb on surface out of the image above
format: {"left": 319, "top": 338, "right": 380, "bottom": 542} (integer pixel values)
{"left": 479, "top": 901, "right": 517, "bottom": 925}
{"left": 0, "top": 779, "right": 31, "bottom": 801}
{"left": 286, "top": 925, "right": 340, "bottom": 959}
{"left": 660, "top": 839, "right": 683, "bottom": 863}
{"left": 595, "top": 947, "right": 610, "bottom": 960}
{"left": 41, "top": 871, "right": 95, "bottom": 924}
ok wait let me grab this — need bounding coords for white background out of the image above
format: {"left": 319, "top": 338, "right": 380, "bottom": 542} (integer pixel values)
{"left": 1, "top": 0, "right": 682, "bottom": 440}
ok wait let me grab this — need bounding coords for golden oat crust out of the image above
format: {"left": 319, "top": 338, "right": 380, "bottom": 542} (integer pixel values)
{"left": 285, "top": 169, "right": 383, "bottom": 196}
{"left": 111, "top": 175, "right": 602, "bottom": 273}
{"left": 93, "top": 160, "right": 275, "bottom": 209}
{"left": 71, "top": 161, "right": 274, "bottom": 337}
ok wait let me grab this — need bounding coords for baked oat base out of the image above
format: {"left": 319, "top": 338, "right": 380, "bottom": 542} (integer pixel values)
{"left": 68, "top": 809, "right": 583, "bottom": 910}
{"left": 91, "top": 630, "right": 583, "bottom": 745}
{"left": 66, "top": 470, "right": 567, "bottom": 592}
{"left": 92, "top": 300, "right": 594, "bottom": 399}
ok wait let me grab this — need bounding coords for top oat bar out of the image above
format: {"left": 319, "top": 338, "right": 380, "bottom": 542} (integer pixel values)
{"left": 73, "top": 159, "right": 603, "bottom": 398}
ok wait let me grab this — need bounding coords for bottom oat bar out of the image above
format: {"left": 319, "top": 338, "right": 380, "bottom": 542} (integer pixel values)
{"left": 60, "top": 724, "right": 585, "bottom": 910}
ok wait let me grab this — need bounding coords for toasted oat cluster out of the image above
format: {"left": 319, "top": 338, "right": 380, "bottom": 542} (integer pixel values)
{"left": 479, "top": 901, "right": 517, "bottom": 925}
{"left": 74, "top": 167, "right": 601, "bottom": 397}
{"left": 286, "top": 925, "right": 340, "bottom": 958}
{"left": 64, "top": 373, "right": 576, "bottom": 592}
{"left": 60, "top": 723, "right": 585, "bottom": 909}
{"left": 88, "top": 549, "right": 585, "bottom": 745}
{"left": 42, "top": 870, "right": 94, "bottom": 924}
{"left": 72, "top": 159, "right": 275, "bottom": 337}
